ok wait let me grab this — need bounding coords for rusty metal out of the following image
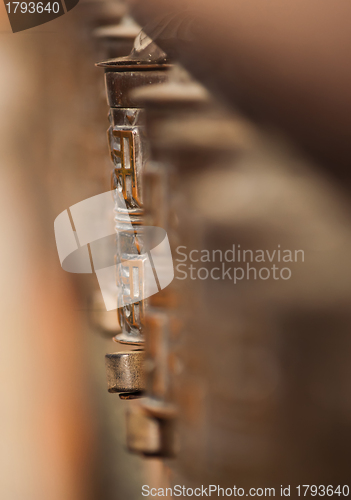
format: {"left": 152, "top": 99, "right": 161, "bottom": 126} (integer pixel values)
{"left": 125, "top": 403, "right": 175, "bottom": 456}
{"left": 105, "top": 350, "right": 145, "bottom": 393}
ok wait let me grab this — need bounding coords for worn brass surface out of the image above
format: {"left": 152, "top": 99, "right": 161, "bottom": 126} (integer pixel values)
{"left": 100, "top": 57, "right": 171, "bottom": 348}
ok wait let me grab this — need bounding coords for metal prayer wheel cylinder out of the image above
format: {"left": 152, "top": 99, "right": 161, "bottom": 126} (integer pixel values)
{"left": 105, "top": 350, "right": 145, "bottom": 393}
{"left": 97, "top": 56, "right": 171, "bottom": 347}
{"left": 143, "top": 311, "right": 171, "bottom": 401}
{"left": 123, "top": 79, "right": 210, "bottom": 455}
{"left": 129, "top": 81, "right": 213, "bottom": 413}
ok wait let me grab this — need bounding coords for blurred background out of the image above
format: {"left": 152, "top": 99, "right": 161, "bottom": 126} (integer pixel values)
{"left": 0, "top": 1, "right": 153, "bottom": 499}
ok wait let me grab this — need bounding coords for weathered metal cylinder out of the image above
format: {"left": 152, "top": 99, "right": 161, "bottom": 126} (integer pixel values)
{"left": 105, "top": 350, "right": 145, "bottom": 393}
{"left": 130, "top": 80, "right": 212, "bottom": 411}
